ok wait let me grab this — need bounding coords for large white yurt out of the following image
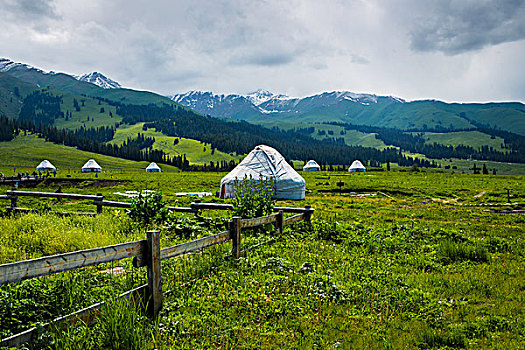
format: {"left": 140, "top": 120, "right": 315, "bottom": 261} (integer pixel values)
{"left": 81, "top": 159, "right": 102, "bottom": 173}
{"left": 220, "top": 145, "right": 305, "bottom": 200}
{"left": 348, "top": 160, "right": 366, "bottom": 172}
{"left": 146, "top": 162, "right": 161, "bottom": 172}
{"left": 303, "top": 160, "right": 321, "bottom": 171}
{"left": 36, "top": 160, "right": 56, "bottom": 172}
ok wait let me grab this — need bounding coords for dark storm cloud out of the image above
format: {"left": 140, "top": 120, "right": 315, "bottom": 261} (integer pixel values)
{"left": 230, "top": 52, "right": 296, "bottom": 66}
{"left": 408, "top": 0, "right": 525, "bottom": 55}
{"left": 0, "top": 0, "right": 59, "bottom": 20}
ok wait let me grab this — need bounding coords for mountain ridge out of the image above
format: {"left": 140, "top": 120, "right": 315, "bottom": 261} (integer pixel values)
{"left": 169, "top": 89, "right": 525, "bottom": 135}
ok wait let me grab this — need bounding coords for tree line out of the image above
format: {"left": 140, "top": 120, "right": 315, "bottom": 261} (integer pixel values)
{"left": 0, "top": 116, "right": 237, "bottom": 171}
{"left": 322, "top": 122, "right": 525, "bottom": 163}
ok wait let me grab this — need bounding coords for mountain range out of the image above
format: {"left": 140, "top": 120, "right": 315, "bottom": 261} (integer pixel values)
{"left": 169, "top": 89, "right": 525, "bottom": 136}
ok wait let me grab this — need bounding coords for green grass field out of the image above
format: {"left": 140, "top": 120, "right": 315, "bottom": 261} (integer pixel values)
{"left": 420, "top": 131, "right": 507, "bottom": 152}
{"left": 0, "top": 170, "right": 524, "bottom": 348}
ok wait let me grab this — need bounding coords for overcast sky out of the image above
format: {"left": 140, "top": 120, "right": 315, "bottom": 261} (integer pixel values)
{"left": 1, "top": 0, "right": 524, "bottom": 102}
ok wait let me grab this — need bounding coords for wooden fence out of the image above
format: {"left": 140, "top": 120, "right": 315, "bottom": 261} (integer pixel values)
{"left": 0, "top": 204, "right": 313, "bottom": 348}
{"left": 1, "top": 190, "right": 313, "bottom": 217}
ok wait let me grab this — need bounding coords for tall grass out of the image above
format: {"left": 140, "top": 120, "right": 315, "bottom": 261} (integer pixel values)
{"left": 0, "top": 212, "right": 142, "bottom": 263}
{"left": 50, "top": 298, "right": 155, "bottom": 350}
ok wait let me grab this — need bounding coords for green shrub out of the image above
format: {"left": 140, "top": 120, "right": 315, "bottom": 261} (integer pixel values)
{"left": 437, "top": 240, "right": 490, "bottom": 264}
{"left": 128, "top": 191, "right": 169, "bottom": 227}
{"left": 232, "top": 176, "right": 274, "bottom": 218}
{"left": 417, "top": 327, "right": 466, "bottom": 349}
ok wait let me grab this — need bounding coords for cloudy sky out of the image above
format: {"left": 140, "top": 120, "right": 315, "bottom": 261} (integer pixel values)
{"left": 1, "top": 0, "right": 524, "bottom": 102}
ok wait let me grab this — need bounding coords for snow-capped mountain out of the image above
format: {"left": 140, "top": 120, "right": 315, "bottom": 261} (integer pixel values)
{"left": 169, "top": 89, "right": 405, "bottom": 122}
{"left": 1, "top": 59, "right": 121, "bottom": 89}
{"left": 0, "top": 58, "right": 50, "bottom": 75}
{"left": 169, "top": 91, "right": 261, "bottom": 120}
{"left": 75, "top": 72, "right": 121, "bottom": 89}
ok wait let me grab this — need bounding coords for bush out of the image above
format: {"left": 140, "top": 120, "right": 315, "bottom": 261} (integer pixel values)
{"left": 128, "top": 191, "right": 169, "bottom": 227}
{"left": 437, "top": 240, "right": 490, "bottom": 264}
{"left": 232, "top": 176, "right": 274, "bottom": 218}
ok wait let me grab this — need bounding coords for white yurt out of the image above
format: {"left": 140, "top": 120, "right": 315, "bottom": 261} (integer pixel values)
{"left": 146, "top": 162, "right": 161, "bottom": 172}
{"left": 36, "top": 160, "right": 56, "bottom": 172}
{"left": 348, "top": 160, "right": 366, "bottom": 172}
{"left": 303, "top": 160, "right": 321, "bottom": 171}
{"left": 81, "top": 159, "right": 102, "bottom": 173}
{"left": 220, "top": 145, "right": 306, "bottom": 200}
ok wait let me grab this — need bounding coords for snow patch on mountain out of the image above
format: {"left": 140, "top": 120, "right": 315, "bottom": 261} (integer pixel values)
{"left": 0, "top": 58, "right": 50, "bottom": 75}
{"left": 75, "top": 72, "right": 121, "bottom": 89}
{"left": 245, "top": 89, "right": 291, "bottom": 106}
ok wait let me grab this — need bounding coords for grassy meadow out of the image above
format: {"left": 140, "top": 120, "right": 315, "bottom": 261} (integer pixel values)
{"left": 109, "top": 123, "right": 243, "bottom": 165}
{"left": 0, "top": 169, "right": 523, "bottom": 349}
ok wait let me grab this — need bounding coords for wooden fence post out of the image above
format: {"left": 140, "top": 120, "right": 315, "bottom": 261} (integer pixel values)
{"left": 9, "top": 190, "right": 17, "bottom": 212}
{"left": 146, "top": 230, "right": 162, "bottom": 319}
{"left": 304, "top": 205, "right": 313, "bottom": 225}
{"left": 230, "top": 216, "right": 241, "bottom": 258}
{"left": 96, "top": 193, "right": 103, "bottom": 214}
{"left": 276, "top": 210, "right": 284, "bottom": 235}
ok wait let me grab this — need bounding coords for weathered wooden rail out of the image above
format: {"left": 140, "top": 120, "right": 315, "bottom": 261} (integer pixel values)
{"left": 1, "top": 190, "right": 314, "bottom": 217}
{"left": 0, "top": 206, "right": 313, "bottom": 348}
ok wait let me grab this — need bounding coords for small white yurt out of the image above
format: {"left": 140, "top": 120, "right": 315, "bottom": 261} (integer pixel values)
{"left": 220, "top": 145, "right": 305, "bottom": 200}
{"left": 36, "top": 160, "right": 56, "bottom": 172}
{"left": 146, "top": 162, "right": 161, "bottom": 172}
{"left": 81, "top": 159, "right": 102, "bottom": 173}
{"left": 303, "top": 160, "right": 321, "bottom": 171}
{"left": 348, "top": 160, "right": 366, "bottom": 172}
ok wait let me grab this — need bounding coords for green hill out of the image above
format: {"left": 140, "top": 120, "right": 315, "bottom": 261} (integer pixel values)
{"left": 2, "top": 66, "right": 181, "bottom": 107}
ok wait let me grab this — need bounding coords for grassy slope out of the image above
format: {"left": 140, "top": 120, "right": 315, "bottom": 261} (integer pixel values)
{"left": 53, "top": 93, "right": 122, "bottom": 130}
{"left": 109, "top": 122, "right": 243, "bottom": 165}
{"left": 258, "top": 121, "right": 387, "bottom": 148}
{"left": 0, "top": 72, "right": 38, "bottom": 119}
{"left": 421, "top": 130, "right": 506, "bottom": 151}
{"left": 0, "top": 133, "right": 180, "bottom": 173}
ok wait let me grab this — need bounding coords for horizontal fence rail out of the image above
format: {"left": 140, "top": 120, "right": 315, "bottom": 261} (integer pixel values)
{"left": 93, "top": 199, "right": 198, "bottom": 213}
{"left": 240, "top": 213, "right": 279, "bottom": 228}
{"left": 0, "top": 240, "right": 145, "bottom": 285}
{"left": 133, "top": 230, "right": 230, "bottom": 268}
{"left": 6, "top": 190, "right": 103, "bottom": 201}
{"left": 284, "top": 213, "right": 306, "bottom": 225}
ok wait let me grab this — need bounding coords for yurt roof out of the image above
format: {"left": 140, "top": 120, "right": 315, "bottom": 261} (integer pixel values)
{"left": 146, "top": 162, "right": 161, "bottom": 170}
{"left": 304, "top": 160, "right": 320, "bottom": 168}
{"left": 349, "top": 160, "right": 365, "bottom": 169}
{"left": 36, "top": 160, "right": 56, "bottom": 170}
{"left": 82, "top": 159, "right": 101, "bottom": 169}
